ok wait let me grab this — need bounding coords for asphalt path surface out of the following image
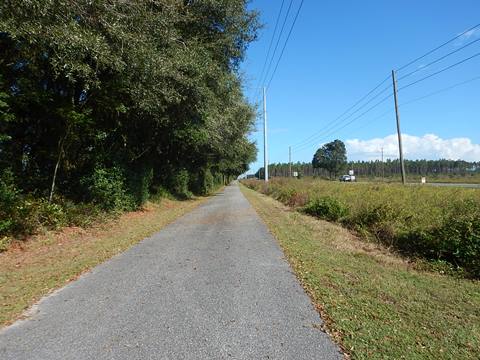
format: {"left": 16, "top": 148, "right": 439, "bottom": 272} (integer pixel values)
{"left": 0, "top": 182, "right": 341, "bottom": 360}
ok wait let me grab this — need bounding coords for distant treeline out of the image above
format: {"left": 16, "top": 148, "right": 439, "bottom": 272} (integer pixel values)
{"left": 254, "top": 159, "right": 480, "bottom": 179}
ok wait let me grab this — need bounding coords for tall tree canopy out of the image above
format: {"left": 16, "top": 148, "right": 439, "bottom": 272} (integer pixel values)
{"left": 312, "top": 140, "right": 347, "bottom": 179}
{"left": 0, "top": 0, "right": 259, "bottom": 206}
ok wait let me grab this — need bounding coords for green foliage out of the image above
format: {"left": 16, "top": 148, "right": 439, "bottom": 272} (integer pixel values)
{"left": 169, "top": 169, "right": 193, "bottom": 199}
{"left": 1, "top": 170, "right": 74, "bottom": 238}
{"left": 126, "top": 166, "right": 153, "bottom": 207}
{"left": 312, "top": 139, "right": 347, "bottom": 178}
{"left": 35, "top": 199, "right": 68, "bottom": 229}
{"left": 82, "top": 167, "right": 134, "bottom": 212}
{"left": 303, "top": 196, "right": 349, "bottom": 221}
{"left": 0, "top": 169, "right": 18, "bottom": 235}
{"left": 243, "top": 178, "right": 480, "bottom": 278}
{"left": 60, "top": 200, "right": 102, "bottom": 228}
{"left": 0, "top": 1, "right": 258, "bottom": 243}
{"left": 190, "top": 168, "right": 216, "bottom": 196}
{"left": 0, "top": 76, "right": 14, "bottom": 143}
{"left": 398, "top": 200, "right": 480, "bottom": 277}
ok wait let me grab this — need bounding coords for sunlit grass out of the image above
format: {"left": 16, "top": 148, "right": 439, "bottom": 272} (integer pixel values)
{"left": 242, "top": 178, "right": 480, "bottom": 277}
{"left": 241, "top": 185, "right": 480, "bottom": 359}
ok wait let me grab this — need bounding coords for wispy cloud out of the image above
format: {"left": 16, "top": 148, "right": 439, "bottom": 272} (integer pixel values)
{"left": 462, "top": 28, "right": 480, "bottom": 39}
{"left": 345, "top": 133, "right": 480, "bottom": 161}
{"left": 454, "top": 28, "right": 480, "bottom": 46}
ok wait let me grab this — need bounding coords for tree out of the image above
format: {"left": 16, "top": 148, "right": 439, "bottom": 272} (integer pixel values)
{"left": 0, "top": 0, "right": 259, "bottom": 202}
{"left": 312, "top": 140, "right": 347, "bottom": 179}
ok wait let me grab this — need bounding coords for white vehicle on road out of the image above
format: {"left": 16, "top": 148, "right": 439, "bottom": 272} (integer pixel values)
{"left": 339, "top": 174, "right": 356, "bottom": 182}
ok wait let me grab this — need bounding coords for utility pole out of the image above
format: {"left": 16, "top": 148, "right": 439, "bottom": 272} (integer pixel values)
{"left": 391, "top": 70, "right": 406, "bottom": 184}
{"left": 263, "top": 87, "right": 269, "bottom": 182}
{"left": 289, "top": 146, "right": 292, "bottom": 177}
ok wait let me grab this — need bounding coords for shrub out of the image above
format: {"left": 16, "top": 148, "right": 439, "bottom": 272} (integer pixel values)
{"left": 345, "top": 203, "right": 399, "bottom": 244}
{"left": 303, "top": 196, "right": 349, "bottom": 222}
{"left": 81, "top": 167, "right": 135, "bottom": 211}
{"left": 0, "top": 169, "right": 18, "bottom": 235}
{"left": 168, "top": 169, "right": 192, "bottom": 199}
{"left": 0, "top": 173, "right": 68, "bottom": 238}
{"left": 36, "top": 199, "right": 67, "bottom": 229}
{"left": 61, "top": 200, "right": 102, "bottom": 227}
{"left": 127, "top": 166, "right": 153, "bottom": 206}
{"left": 149, "top": 185, "right": 173, "bottom": 202}
{"left": 190, "top": 168, "right": 215, "bottom": 195}
{"left": 438, "top": 208, "right": 480, "bottom": 278}
{"left": 398, "top": 200, "right": 480, "bottom": 277}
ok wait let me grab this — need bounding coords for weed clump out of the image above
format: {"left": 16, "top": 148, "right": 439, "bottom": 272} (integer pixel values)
{"left": 303, "top": 197, "right": 349, "bottom": 221}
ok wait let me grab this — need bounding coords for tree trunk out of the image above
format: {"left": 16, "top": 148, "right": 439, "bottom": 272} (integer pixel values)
{"left": 49, "top": 136, "right": 65, "bottom": 202}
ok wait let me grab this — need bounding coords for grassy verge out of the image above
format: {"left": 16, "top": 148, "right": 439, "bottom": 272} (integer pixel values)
{"left": 241, "top": 185, "right": 480, "bottom": 359}
{"left": 0, "top": 196, "right": 206, "bottom": 326}
{"left": 243, "top": 178, "right": 480, "bottom": 277}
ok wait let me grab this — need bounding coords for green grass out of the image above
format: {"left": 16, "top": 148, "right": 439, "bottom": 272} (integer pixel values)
{"left": 0, "top": 197, "right": 207, "bottom": 326}
{"left": 241, "top": 185, "right": 480, "bottom": 359}
{"left": 242, "top": 178, "right": 480, "bottom": 277}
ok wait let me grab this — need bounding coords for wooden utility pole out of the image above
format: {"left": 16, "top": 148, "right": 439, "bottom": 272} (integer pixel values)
{"left": 289, "top": 146, "right": 292, "bottom": 177}
{"left": 263, "top": 87, "right": 269, "bottom": 182}
{"left": 391, "top": 70, "right": 406, "bottom": 184}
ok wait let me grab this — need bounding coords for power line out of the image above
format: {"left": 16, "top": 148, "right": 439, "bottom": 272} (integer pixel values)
{"left": 399, "top": 51, "right": 480, "bottom": 91}
{"left": 294, "top": 93, "right": 393, "bottom": 152}
{"left": 293, "top": 23, "right": 480, "bottom": 149}
{"left": 259, "top": 0, "right": 294, "bottom": 90}
{"left": 296, "top": 74, "right": 480, "bottom": 154}
{"left": 396, "top": 22, "right": 480, "bottom": 72}
{"left": 339, "top": 109, "right": 392, "bottom": 136}
{"left": 266, "top": 0, "right": 305, "bottom": 89}
{"left": 400, "top": 74, "right": 480, "bottom": 107}
{"left": 292, "top": 75, "right": 390, "bottom": 148}
{"left": 398, "top": 37, "right": 480, "bottom": 81}
{"left": 293, "top": 81, "right": 392, "bottom": 150}
{"left": 255, "top": 0, "right": 286, "bottom": 94}
{"left": 289, "top": 23, "right": 480, "bottom": 156}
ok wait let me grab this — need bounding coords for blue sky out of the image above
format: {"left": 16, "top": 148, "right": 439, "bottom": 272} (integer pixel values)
{"left": 242, "top": 0, "right": 480, "bottom": 173}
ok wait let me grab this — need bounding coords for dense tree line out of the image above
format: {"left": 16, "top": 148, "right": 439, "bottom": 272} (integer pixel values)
{"left": 255, "top": 159, "right": 480, "bottom": 179}
{"left": 0, "top": 1, "right": 259, "bottom": 238}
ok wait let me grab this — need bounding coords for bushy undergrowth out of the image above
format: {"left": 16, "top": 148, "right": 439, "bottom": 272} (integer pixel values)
{"left": 0, "top": 166, "right": 226, "bottom": 250}
{"left": 303, "top": 196, "right": 349, "bottom": 221}
{"left": 81, "top": 167, "right": 136, "bottom": 212}
{"left": 242, "top": 178, "right": 480, "bottom": 278}
{"left": 0, "top": 169, "right": 103, "bottom": 249}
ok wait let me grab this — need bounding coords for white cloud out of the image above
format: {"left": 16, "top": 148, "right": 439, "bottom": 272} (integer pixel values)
{"left": 462, "top": 28, "right": 479, "bottom": 39}
{"left": 455, "top": 28, "right": 480, "bottom": 46}
{"left": 345, "top": 134, "right": 480, "bottom": 161}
